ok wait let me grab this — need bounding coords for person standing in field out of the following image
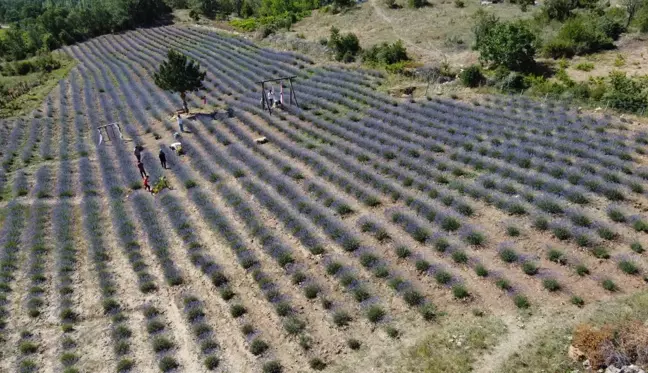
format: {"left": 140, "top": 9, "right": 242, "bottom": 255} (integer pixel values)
{"left": 159, "top": 149, "right": 167, "bottom": 169}
{"left": 137, "top": 161, "right": 147, "bottom": 178}
{"left": 143, "top": 175, "right": 152, "bottom": 193}
{"left": 177, "top": 113, "right": 184, "bottom": 133}
{"left": 134, "top": 146, "right": 141, "bottom": 162}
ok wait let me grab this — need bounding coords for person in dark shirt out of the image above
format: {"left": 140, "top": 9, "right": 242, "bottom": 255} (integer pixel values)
{"left": 134, "top": 146, "right": 141, "bottom": 162}
{"left": 159, "top": 149, "right": 167, "bottom": 169}
{"left": 137, "top": 161, "right": 147, "bottom": 178}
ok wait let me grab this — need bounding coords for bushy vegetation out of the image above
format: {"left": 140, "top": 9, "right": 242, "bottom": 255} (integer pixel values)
{"left": 362, "top": 40, "right": 409, "bottom": 70}
{"left": 327, "top": 27, "right": 361, "bottom": 62}
{"left": 473, "top": 11, "right": 538, "bottom": 71}
{"left": 460, "top": 65, "right": 485, "bottom": 88}
{"left": 0, "top": 0, "right": 171, "bottom": 61}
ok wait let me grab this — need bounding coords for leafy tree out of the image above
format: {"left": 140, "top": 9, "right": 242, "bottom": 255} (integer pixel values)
{"left": 543, "top": 14, "right": 614, "bottom": 58}
{"left": 154, "top": 49, "right": 206, "bottom": 113}
{"left": 542, "top": 0, "right": 577, "bottom": 21}
{"left": 473, "top": 12, "right": 537, "bottom": 71}
{"left": 602, "top": 71, "right": 648, "bottom": 113}
{"left": 191, "top": 0, "right": 231, "bottom": 18}
{"left": 622, "top": 0, "right": 646, "bottom": 27}
{"left": 460, "top": 65, "right": 484, "bottom": 87}
{"left": 328, "top": 27, "right": 361, "bottom": 62}
{"left": 362, "top": 40, "right": 408, "bottom": 65}
{"left": 409, "top": 0, "right": 427, "bottom": 8}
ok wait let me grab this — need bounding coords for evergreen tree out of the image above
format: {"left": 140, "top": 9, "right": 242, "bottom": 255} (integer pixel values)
{"left": 154, "top": 49, "right": 206, "bottom": 113}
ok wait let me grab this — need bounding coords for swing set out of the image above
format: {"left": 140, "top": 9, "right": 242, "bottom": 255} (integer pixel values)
{"left": 257, "top": 76, "right": 299, "bottom": 115}
{"left": 97, "top": 122, "right": 126, "bottom": 146}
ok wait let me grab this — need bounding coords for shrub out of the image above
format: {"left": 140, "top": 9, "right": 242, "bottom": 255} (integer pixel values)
{"left": 309, "top": 358, "right": 327, "bottom": 370}
{"left": 367, "top": 305, "right": 385, "bottom": 323}
{"left": 304, "top": 284, "right": 319, "bottom": 299}
{"left": 464, "top": 230, "right": 485, "bottom": 246}
{"left": 241, "top": 324, "right": 254, "bottom": 335}
{"left": 147, "top": 320, "right": 165, "bottom": 334}
{"left": 603, "top": 72, "right": 648, "bottom": 114}
{"left": 152, "top": 336, "right": 174, "bottom": 353}
{"left": 435, "top": 270, "right": 453, "bottom": 284}
{"left": 473, "top": 12, "right": 538, "bottom": 71}
{"left": 275, "top": 302, "right": 292, "bottom": 316}
{"left": 116, "top": 358, "right": 134, "bottom": 371}
{"left": 284, "top": 316, "right": 306, "bottom": 335}
{"left": 360, "top": 253, "right": 379, "bottom": 268}
{"left": 533, "top": 216, "right": 549, "bottom": 231}
{"left": 571, "top": 296, "right": 585, "bottom": 307}
{"left": 597, "top": 227, "right": 617, "bottom": 241}
{"left": 591, "top": 246, "right": 610, "bottom": 259}
{"left": 575, "top": 62, "right": 594, "bottom": 71}
{"left": 374, "top": 265, "right": 390, "bottom": 278}
{"left": 452, "top": 284, "right": 470, "bottom": 299}
{"left": 347, "top": 338, "right": 361, "bottom": 350}
{"left": 618, "top": 260, "right": 639, "bottom": 275}
{"left": 250, "top": 339, "right": 269, "bottom": 355}
{"left": 353, "top": 287, "right": 371, "bottom": 302}
{"left": 363, "top": 40, "right": 409, "bottom": 66}
{"left": 499, "top": 248, "right": 518, "bottom": 263}
{"left": 441, "top": 216, "right": 461, "bottom": 231}
{"left": 522, "top": 262, "right": 539, "bottom": 276}
{"left": 415, "top": 259, "right": 431, "bottom": 272}
{"left": 408, "top": 300, "right": 432, "bottom": 319}
{"left": 544, "top": 15, "right": 614, "bottom": 58}
{"left": 204, "top": 355, "right": 219, "bottom": 370}
{"left": 409, "top": 0, "right": 427, "bottom": 7}
{"left": 200, "top": 339, "right": 219, "bottom": 354}
{"left": 607, "top": 207, "right": 626, "bottom": 222}
{"left": 386, "top": 326, "right": 400, "bottom": 338}
{"left": 230, "top": 304, "right": 247, "bottom": 318}
{"left": 219, "top": 287, "right": 235, "bottom": 301}
{"left": 395, "top": 246, "right": 411, "bottom": 258}
{"left": 514, "top": 294, "right": 530, "bottom": 309}
{"left": 19, "top": 341, "right": 38, "bottom": 354}
{"left": 412, "top": 227, "right": 429, "bottom": 243}
{"left": 326, "top": 262, "right": 342, "bottom": 275}
{"left": 496, "top": 278, "right": 511, "bottom": 290}
{"left": 452, "top": 250, "right": 468, "bottom": 264}
{"left": 547, "top": 249, "right": 567, "bottom": 264}
{"left": 159, "top": 356, "right": 179, "bottom": 372}
{"left": 475, "top": 264, "right": 489, "bottom": 277}
{"left": 333, "top": 311, "right": 352, "bottom": 327}
{"left": 460, "top": 65, "right": 485, "bottom": 88}
{"left": 630, "top": 242, "right": 644, "bottom": 253}
{"left": 506, "top": 226, "right": 520, "bottom": 237}
{"left": 602, "top": 279, "right": 618, "bottom": 291}
{"left": 403, "top": 289, "right": 424, "bottom": 306}
{"left": 434, "top": 237, "right": 450, "bottom": 252}
{"left": 328, "top": 27, "right": 361, "bottom": 62}
{"left": 262, "top": 361, "right": 283, "bottom": 373}
{"left": 543, "top": 278, "right": 561, "bottom": 292}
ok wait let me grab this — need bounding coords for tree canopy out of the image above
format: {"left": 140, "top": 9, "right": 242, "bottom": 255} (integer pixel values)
{"left": 154, "top": 49, "right": 206, "bottom": 113}
{"left": 473, "top": 12, "right": 537, "bottom": 71}
{"left": 0, "top": 0, "right": 171, "bottom": 61}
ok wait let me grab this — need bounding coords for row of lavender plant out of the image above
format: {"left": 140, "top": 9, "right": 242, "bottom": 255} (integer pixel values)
{"left": 53, "top": 201, "right": 81, "bottom": 371}
{"left": 0, "top": 203, "right": 26, "bottom": 346}
{"left": 23, "top": 202, "right": 50, "bottom": 319}
{"left": 141, "top": 304, "right": 182, "bottom": 372}
{"left": 188, "top": 116, "right": 437, "bottom": 319}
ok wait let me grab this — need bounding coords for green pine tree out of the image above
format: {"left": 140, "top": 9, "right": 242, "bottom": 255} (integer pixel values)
{"left": 154, "top": 49, "right": 206, "bottom": 113}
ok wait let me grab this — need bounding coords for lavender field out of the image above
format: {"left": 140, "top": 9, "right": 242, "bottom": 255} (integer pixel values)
{"left": 0, "top": 25, "right": 646, "bottom": 373}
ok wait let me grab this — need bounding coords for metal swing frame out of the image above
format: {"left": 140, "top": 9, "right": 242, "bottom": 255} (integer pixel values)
{"left": 97, "top": 122, "right": 125, "bottom": 145}
{"left": 257, "top": 76, "right": 299, "bottom": 115}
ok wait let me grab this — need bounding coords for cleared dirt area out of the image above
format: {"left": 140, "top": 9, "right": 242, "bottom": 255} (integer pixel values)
{"left": 0, "top": 25, "right": 646, "bottom": 373}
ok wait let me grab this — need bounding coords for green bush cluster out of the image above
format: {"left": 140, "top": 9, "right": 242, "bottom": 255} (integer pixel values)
{"left": 328, "top": 27, "right": 361, "bottom": 62}
{"left": 362, "top": 40, "right": 409, "bottom": 66}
